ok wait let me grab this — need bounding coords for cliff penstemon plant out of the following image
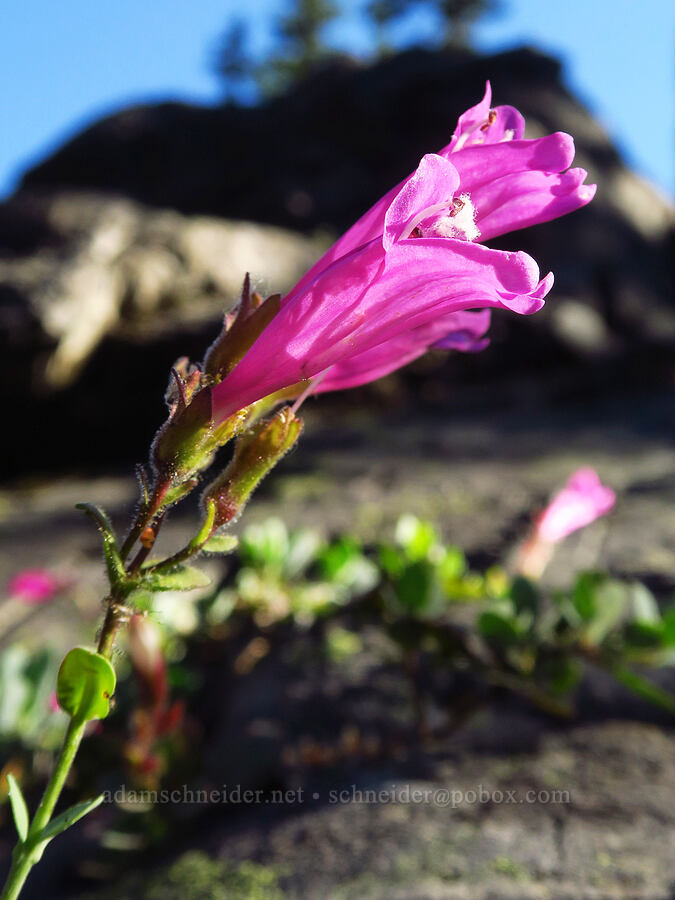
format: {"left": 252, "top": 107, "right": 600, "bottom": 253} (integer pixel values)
{"left": 1, "top": 83, "right": 595, "bottom": 899}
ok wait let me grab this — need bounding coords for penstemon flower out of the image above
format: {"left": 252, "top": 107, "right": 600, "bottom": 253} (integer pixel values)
{"left": 535, "top": 467, "right": 616, "bottom": 544}
{"left": 517, "top": 468, "right": 616, "bottom": 577}
{"left": 209, "top": 83, "right": 595, "bottom": 418}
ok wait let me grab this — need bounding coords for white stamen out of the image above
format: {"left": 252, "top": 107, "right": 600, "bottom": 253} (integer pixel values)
{"left": 500, "top": 129, "right": 515, "bottom": 142}
{"left": 427, "top": 194, "right": 480, "bottom": 242}
{"left": 401, "top": 201, "right": 450, "bottom": 241}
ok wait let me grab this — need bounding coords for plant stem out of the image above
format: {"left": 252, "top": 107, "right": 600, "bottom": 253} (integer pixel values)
{"left": 1, "top": 718, "right": 87, "bottom": 900}
{"left": 96, "top": 597, "right": 124, "bottom": 659}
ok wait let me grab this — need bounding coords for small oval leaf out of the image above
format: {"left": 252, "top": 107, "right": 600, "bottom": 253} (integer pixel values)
{"left": 7, "top": 773, "right": 29, "bottom": 843}
{"left": 39, "top": 794, "right": 104, "bottom": 843}
{"left": 202, "top": 534, "right": 239, "bottom": 554}
{"left": 141, "top": 565, "right": 212, "bottom": 592}
{"left": 57, "top": 648, "right": 116, "bottom": 722}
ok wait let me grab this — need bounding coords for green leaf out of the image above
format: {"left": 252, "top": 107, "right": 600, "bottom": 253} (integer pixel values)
{"left": 623, "top": 620, "right": 664, "bottom": 649}
{"left": 319, "top": 537, "right": 361, "bottom": 580}
{"left": 510, "top": 576, "right": 540, "bottom": 615}
{"left": 39, "top": 794, "right": 104, "bottom": 843}
{"left": 284, "top": 529, "right": 323, "bottom": 578}
{"left": 394, "top": 561, "right": 435, "bottom": 613}
{"left": 6, "top": 773, "right": 29, "bottom": 843}
{"left": 378, "top": 544, "right": 405, "bottom": 578}
{"left": 583, "top": 580, "right": 628, "bottom": 645}
{"left": 541, "top": 657, "right": 583, "bottom": 695}
{"left": 572, "top": 572, "right": 603, "bottom": 621}
{"left": 240, "top": 518, "right": 289, "bottom": 569}
{"left": 611, "top": 666, "right": 675, "bottom": 714}
{"left": 662, "top": 608, "right": 675, "bottom": 646}
{"left": 629, "top": 582, "right": 660, "bottom": 623}
{"left": 141, "top": 565, "right": 212, "bottom": 592}
{"left": 76, "top": 503, "right": 126, "bottom": 591}
{"left": 438, "top": 546, "right": 466, "bottom": 581}
{"left": 478, "top": 611, "right": 521, "bottom": 644}
{"left": 202, "top": 534, "right": 239, "bottom": 554}
{"left": 395, "top": 515, "right": 438, "bottom": 561}
{"left": 56, "top": 648, "right": 116, "bottom": 722}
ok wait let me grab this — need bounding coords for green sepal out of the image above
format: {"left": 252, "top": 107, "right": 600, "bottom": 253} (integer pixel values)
{"left": 39, "top": 794, "right": 104, "bottom": 843}
{"left": 6, "top": 773, "right": 29, "bottom": 843}
{"left": 202, "top": 534, "right": 239, "bottom": 554}
{"left": 162, "top": 477, "right": 201, "bottom": 508}
{"left": 152, "top": 386, "right": 215, "bottom": 477}
{"left": 140, "top": 565, "right": 212, "bottom": 592}
{"left": 57, "top": 648, "right": 116, "bottom": 723}
{"left": 75, "top": 503, "right": 126, "bottom": 591}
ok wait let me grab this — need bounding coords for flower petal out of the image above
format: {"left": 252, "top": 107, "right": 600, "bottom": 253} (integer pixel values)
{"left": 316, "top": 309, "right": 492, "bottom": 393}
{"left": 383, "top": 154, "right": 460, "bottom": 250}
{"left": 473, "top": 167, "right": 597, "bottom": 240}
{"left": 444, "top": 82, "right": 525, "bottom": 151}
{"left": 212, "top": 238, "right": 551, "bottom": 420}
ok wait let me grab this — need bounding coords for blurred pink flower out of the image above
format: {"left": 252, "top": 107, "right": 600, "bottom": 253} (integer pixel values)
{"left": 7, "top": 568, "right": 63, "bottom": 604}
{"left": 211, "top": 83, "right": 595, "bottom": 417}
{"left": 536, "top": 468, "right": 616, "bottom": 544}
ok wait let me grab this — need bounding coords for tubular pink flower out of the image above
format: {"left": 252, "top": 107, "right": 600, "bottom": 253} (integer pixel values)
{"left": 212, "top": 152, "right": 553, "bottom": 420}
{"left": 209, "top": 85, "right": 595, "bottom": 420}
{"left": 535, "top": 468, "right": 616, "bottom": 544}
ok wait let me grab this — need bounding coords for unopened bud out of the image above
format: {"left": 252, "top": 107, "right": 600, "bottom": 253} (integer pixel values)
{"left": 151, "top": 385, "right": 214, "bottom": 478}
{"left": 203, "top": 274, "right": 281, "bottom": 379}
{"left": 203, "top": 407, "right": 303, "bottom": 528}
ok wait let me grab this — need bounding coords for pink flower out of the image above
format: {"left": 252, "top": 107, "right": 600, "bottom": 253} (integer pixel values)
{"left": 7, "top": 568, "right": 63, "bottom": 604}
{"left": 300, "top": 82, "right": 593, "bottom": 282}
{"left": 535, "top": 468, "right": 616, "bottom": 544}
{"left": 209, "top": 84, "right": 595, "bottom": 418}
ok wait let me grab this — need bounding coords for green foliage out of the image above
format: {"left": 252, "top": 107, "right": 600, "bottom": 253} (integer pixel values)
{"left": 194, "top": 513, "right": 675, "bottom": 714}
{"left": 221, "top": 519, "right": 378, "bottom": 627}
{"left": 6, "top": 774, "right": 29, "bottom": 842}
{"left": 39, "top": 794, "right": 104, "bottom": 842}
{"left": 0, "top": 645, "right": 63, "bottom": 750}
{"left": 193, "top": 513, "right": 675, "bottom": 716}
{"left": 56, "top": 648, "right": 116, "bottom": 723}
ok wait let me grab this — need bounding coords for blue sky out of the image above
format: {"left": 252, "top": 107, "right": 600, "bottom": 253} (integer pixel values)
{"left": 0, "top": 0, "right": 672, "bottom": 198}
